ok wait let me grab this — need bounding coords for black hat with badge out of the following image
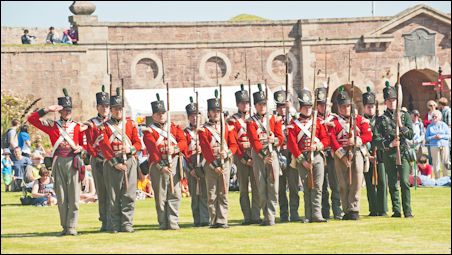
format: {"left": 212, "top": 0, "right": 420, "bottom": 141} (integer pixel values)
{"left": 383, "top": 81, "right": 397, "bottom": 101}
{"left": 151, "top": 93, "right": 166, "bottom": 114}
{"left": 297, "top": 89, "right": 313, "bottom": 106}
{"left": 253, "top": 83, "right": 266, "bottom": 105}
{"left": 273, "top": 89, "right": 287, "bottom": 107}
{"left": 335, "top": 86, "right": 351, "bottom": 105}
{"left": 96, "top": 85, "right": 110, "bottom": 105}
{"left": 185, "top": 96, "right": 198, "bottom": 115}
{"left": 207, "top": 90, "right": 221, "bottom": 111}
{"left": 315, "top": 87, "right": 328, "bottom": 103}
{"left": 110, "top": 87, "right": 122, "bottom": 107}
{"left": 235, "top": 84, "right": 250, "bottom": 104}
{"left": 362, "top": 86, "right": 376, "bottom": 105}
{"left": 57, "top": 88, "right": 72, "bottom": 109}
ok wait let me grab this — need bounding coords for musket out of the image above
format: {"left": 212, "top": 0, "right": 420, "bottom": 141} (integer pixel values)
{"left": 348, "top": 81, "right": 356, "bottom": 186}
{"left": 395, "top": 63, "right": 402, "bottom": 166}
{"left": 219, "top": 85, "right": 228, "bottom": 194}
{"left": 193, "top": 58, "right": 201, "bottom": 196}
{"left": 282, "top": 23, "right": 290, "bottom": 126}
{"left": 166, "top": 82, "right": 175, "bottom": 194}
{"left": 245, "top": 49, "right": 253, "bottom": 115}
{"left": 161, "top": 51, "right": 175, "bottom": 194}
{"left": 195, "top": 92, "right": 201, "bottom": 196}
{"left": 264, "top": 81, "right": 275, "bottom": 184}
{"left": 372, "top": 101, "right": 379, "bottom": 186}
{"left": 215, "top": 52, "right": 228, "bottom": 194}
{"left": 348, "top": 49, "right": 351, "bottom": 83}
{"left": 121, "top": 79, "right": 129, "bottom": 190}
{"left": 308, "top": 78, "right": 318, "bottom": 190}
{"left": 106, "top": 41, "right": 112, "bottom": 96}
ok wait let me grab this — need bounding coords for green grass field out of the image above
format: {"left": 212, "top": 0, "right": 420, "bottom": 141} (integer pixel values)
{"left": 1, "top": 188, "right": 451, "bottom": 253}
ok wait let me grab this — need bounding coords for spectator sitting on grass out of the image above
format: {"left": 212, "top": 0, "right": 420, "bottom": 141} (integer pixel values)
{"left": 2, "top": 149, "right": 14, "bottom": 192}
{"left": 31, "top": 167, "right": 56, "bottom": 206}
{"left": 417, "top": 155, "right": 433, "bottom": 179}
{"left": 137, "top": 172, "right": 153, "bottom": 199}
{"left": 80, "top": 166, "right": 97, "bottom": 204}
{"left": 11, "top": 147, "right": 32, "bottom": 192}
{"left": 32, "top": 135, "right": 47, "bottom": 163}
{"left": 23, "top": 152, "right": 44, "bottom": 190}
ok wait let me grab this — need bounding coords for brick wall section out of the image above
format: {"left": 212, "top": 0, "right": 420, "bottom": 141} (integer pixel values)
{"left": 1, "top": 7, "right": 451, "bottom": 122}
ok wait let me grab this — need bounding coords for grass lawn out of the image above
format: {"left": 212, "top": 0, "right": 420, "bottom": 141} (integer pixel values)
{"left": 1, "top": 187, "right": 450, "bottom": 253}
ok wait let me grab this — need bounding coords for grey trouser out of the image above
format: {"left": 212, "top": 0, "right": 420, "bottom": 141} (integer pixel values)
{"left": 297, "top": 153, "right": 324, "bottom": 221}
{"left": 104, "top": 156, "right": 137, "bottom": 231}
{"left": 334, "top": 150, "right": 364, "bottom": 214}
{"left": 187, "top": 156, "right": 209, "bottom": 225}
{"left": 251, "top": 150, "right": 280, "bottom": 224}
{"left": 234, "top": 154, "right": 261, "bottom": 222}
{"left": 150, "top": 156, "right": 182, "bottom": 229}
{"left": 90, "top": 156, "right": 109, "bottom": 228}
{"left": 278, "top": 149, "right": 300, "bottom": 221}
{"left": 321, "top": 152, "right": 342, "bottom": 218}
{"left": 205, "top": 159, "right": 231, "bottom": 225}
{"left": 52, "top": 156, "right": 80, "bottom": 230}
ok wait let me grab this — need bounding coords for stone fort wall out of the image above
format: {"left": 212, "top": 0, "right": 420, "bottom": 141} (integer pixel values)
{"left": 1, "top": 3, "right": 450, "bottom": 121}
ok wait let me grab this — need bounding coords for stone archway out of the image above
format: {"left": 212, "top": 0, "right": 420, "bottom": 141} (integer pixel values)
{"left": 400, "top": 69, "right": 450, "bottom": 115}
{"left": 330, "top": 84, "right": 364, "bottom": 115}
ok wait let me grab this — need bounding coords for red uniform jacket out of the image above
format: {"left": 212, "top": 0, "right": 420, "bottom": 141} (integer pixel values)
{"left": 28, "top": 109, "right": 83, "bottom": 156}
{"left": 142, "top": 122, "right": 187, "bottom": 165}
{"left": 329, "top": 114, "right": 372, "bottom": 158}
{"left": 287, "top": 116, "right": 330, "bottom": 159}
{"left": 85, "top": 115, "right": 107, "bottom": 158}
{"left": 184, "top": 125, "right": 198, "bottom": 159}
{"left": 227, "top": 112, "right": 250, "bottom": 158}
{"left": 198, "top": 121, "right": 238, "bottom": 166}
{"left": 98, "top": 118, "right": 142, "bottom": 165}
{"left": 317, "top": 112, "right": 336, "bottom": 150}
{"left": 246, "top": 114, "right": 283, "bottom": 157}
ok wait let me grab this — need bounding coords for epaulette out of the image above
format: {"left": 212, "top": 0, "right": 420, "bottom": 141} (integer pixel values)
{"left": 276, "top": 116, "right": 283, "bottom": 122}
{"left": 361, "top": 118, "right": 370, "bottom": 124}
{"left": 286, "top": 124, "right": 294, "bottom": 129}
{"left": 228, "top": 125, "right": 234, "bottom": 131}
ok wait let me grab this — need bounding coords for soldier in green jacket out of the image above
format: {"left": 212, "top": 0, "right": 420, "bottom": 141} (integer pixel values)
{"left": 374, "top": 82, "right": 414, "bottom": 218}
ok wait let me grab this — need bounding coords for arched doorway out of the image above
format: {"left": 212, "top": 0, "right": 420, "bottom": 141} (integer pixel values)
{"left": 330, "top": 84, "right": 364, "bottom": 115}
{"left": 400, "top": 69, "right": 450, "bottom": 116}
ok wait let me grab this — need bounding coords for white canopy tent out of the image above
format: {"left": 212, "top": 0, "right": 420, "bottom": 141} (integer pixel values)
{"left": 124, "top": 84, "right": 276, "bottom": 120}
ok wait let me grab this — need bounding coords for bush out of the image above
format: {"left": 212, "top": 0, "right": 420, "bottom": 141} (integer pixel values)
{"left": 1, "top": 90, "right": 51, "bottom": 151}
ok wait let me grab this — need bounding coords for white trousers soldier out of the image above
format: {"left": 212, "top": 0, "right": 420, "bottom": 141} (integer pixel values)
{"left": 297, "top": 153, "right": 325, "bottom": 221}
{"left": 104, "top": 157, "right": 137, "bottom": 232}
{"left": 251, "top": 150, "right": 280, "bottom": 225}
{"left": 90, "top": 156, "right": 109, "bottom": 230}
{"left": 279, "top": 149, "right": 300, "bottom": 222}
{"left": 186, "top": 156, "right": 209, "bottom": 226}
{"left": 334, "top": 150, "right": 364, "bottom": 214}
{"left": 234, "top": 154, "right": 260, "bottom": 223}
{"left": 52, "top": 156, "right": 80, "bottom": 233}
{"left": 150, "top": 156, "right": 182, "bottom": 230}
{"left": 204, "top": 158, "right": 231, "bottom": 226}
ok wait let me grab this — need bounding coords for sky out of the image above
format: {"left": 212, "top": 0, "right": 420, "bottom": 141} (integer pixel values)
{"left": 1, "top": 1, "right": 451, "bottom": 28}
